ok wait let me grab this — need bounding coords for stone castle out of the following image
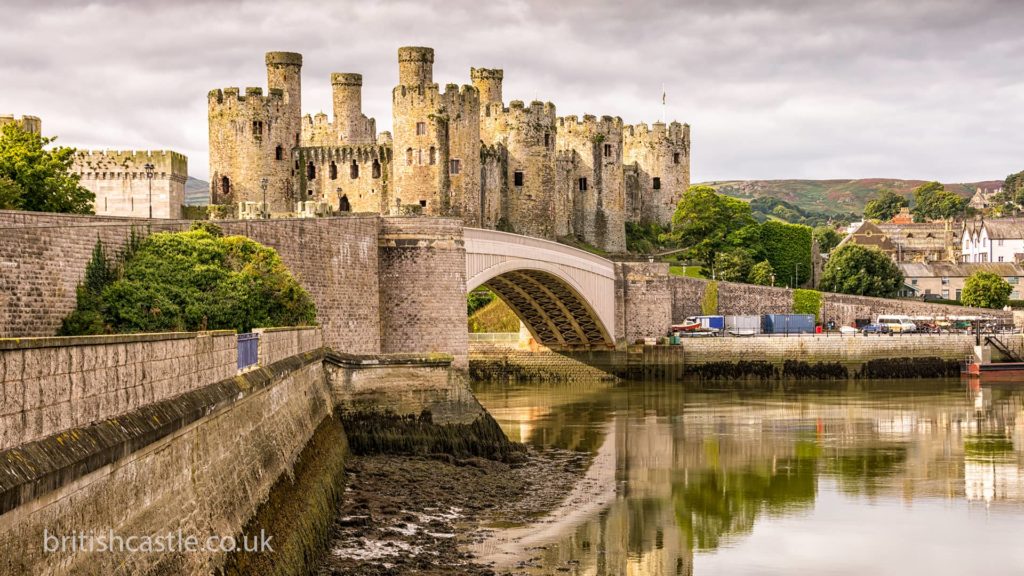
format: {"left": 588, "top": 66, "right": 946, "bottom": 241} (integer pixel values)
{"left": 71, "top": 150, "right": 188, "bottom": 219}
{"left": 208, "top": 47, "right": 690, "bottom": 251}
{"left": 0, "top": 115, "right": 41, "bottom": 135}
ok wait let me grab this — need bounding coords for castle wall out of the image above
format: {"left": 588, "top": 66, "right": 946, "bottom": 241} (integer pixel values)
{"left": 72, "top": 150, "right": 187, "bottom": 219}
{"left": 293, "top": 145, "right": 392, "bottom": 213}
{"left": 479, "top": 145, "right": 506, "bottom": 229}
{"left": 0, "top": 115, "right": 41, "bottom": 134}
{"left": 557, "top": 115, "right": 627, "bottom": 252}
{"left": 623, "top": 122, "right": 690, "bottom": 226}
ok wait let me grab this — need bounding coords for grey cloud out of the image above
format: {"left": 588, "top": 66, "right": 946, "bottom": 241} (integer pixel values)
{"left": 2, "top": 0, "right": 1023, "bottom": 183}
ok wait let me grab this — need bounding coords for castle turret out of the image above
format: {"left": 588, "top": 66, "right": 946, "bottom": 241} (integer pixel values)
{"left": 557, "top": 114, "right": 626, "bottom": 252}
{"left": 470, "top": 68, "right": 504, "bottom": 105}
{"left": 623, "top": 121, "right": 690, "bottom": 226}
{"left": 208, "top": 51, "right": 302, "bottom": 214}
{"left": 392, "top": 48, "right": 480, "bottom": 222}
{"left": 0, "top": 115, "right": 41, "bottom": 135}
{"left": 331, "top": 73, "right": 375, "bottom": 145}
{"left": 398, "top": 47, "right": 434, "bottom": 86}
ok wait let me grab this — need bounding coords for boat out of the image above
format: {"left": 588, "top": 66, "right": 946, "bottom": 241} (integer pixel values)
{"left": 962, "top": 357, "right": 1024, "bottom": 382}
{"left": 671, "top": 321, "right": 701, "bottom": 332}
{"left": 727, "top": 329, "right": 757, "bottom": 337}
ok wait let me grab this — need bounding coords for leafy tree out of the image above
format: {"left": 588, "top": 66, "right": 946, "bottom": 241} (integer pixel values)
{"left": 863, "top": 189, "right": 908, "bottom": 221}
{"left": 0, "top": 123, "right": 94, "bottom": 213}
{"left": 667, "top": 185, "right": 756, "bottom": 273}
{"left": 910, "top": 181, "right": 966, "bottom": 222}
{"left": 819, "top": 244, "right": 904, "bottom": 298}
{"left": 748, "top": 260, "right": 775, "bottom": 286}
{"left": 961, "top": 272, "right": 1012, "bottom": 309}
{"left": 760, "top": 221, "right": 812, "bottom": 287}
{"left": 792, "top": 289, "right": 822, "bottom": 322}
{"left": 812, "top": 225, "right": 842, "bottom": 254}
{"left": 626, "top": 221, "right": 670, "bottom": 254}
{"left": 60, "top": 228, "right": 316, "bottom": 335}
{"left": 715, "top": 248, "right": 754, "bottom": 282}
{"left": 467, "top": 288, "right": 495, "bottom": 316}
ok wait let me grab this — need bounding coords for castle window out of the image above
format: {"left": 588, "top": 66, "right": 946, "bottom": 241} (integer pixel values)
{"left": 372, "top": 159, "right": 381, "bottom": 179}
{"left": 221, "top": 176, "right": 231, "bottom": 197}
{"left": 339, "top": 195, "right": 351, "bottom": 212}
{"left": 578, "top": 177, "right": 588, "bottom": 191}
{"left": 653, "top": 177, "right": 661, "bottom": 190}
{"left": 673, "top": 152, "right": 681, "bottom": 164}
{"left": 429, "top": 146, "right": 436, "bottom": 165}
{"left": 307, "top": 189, "right": 314, "bottom": 197}
{"left": 450, "top": 158, "right": 461, "bottom": 175}
{"left": 419, "top": 200, "right": 427, "bottom": 208}
{"left": 252, "top": 121, "right": 263, "bottom": 141}
{"left": 330, "top": 162, "right": 338, "bottom": 180}
{"left": 406, "top": 147, "right": 414, "bottom": 165}
{"left": 544, "top": 132, "right": 550, "bottom": 148}
{"left": 276, "top": 145, "right": 284, "bottom": 161}
{"left": 350, "top": 160, "right": 359, "bottom": 179}
{"left": 514, "top": 171, "right": 524, "bottom": 187}
{"left": 307, "top": 162, "right": 316, "bottom": 179}
{"left": 416, "top": 122, "right": 427, "bottom": 135}
{"left": 604, "top": 143, "right": 612, "bottom": 157}
{"left": 294, "top": 160, "right": 299, "bottom": 170}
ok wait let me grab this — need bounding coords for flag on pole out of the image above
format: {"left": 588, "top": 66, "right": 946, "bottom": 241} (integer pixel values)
{"left": 662, "top": 85, "right": 666, "bottom": 105}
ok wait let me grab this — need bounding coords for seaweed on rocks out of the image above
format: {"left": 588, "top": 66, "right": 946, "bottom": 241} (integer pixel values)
{"left": 858, "top": 357, "right": 960, "bottom": 379}
{"left": 782, "top": 360, "right": 849, "bottom": 380}
{"left": 339, "top": 408, "right": 526, "bottom": 463}
{"left": 684, "top": 361, "right": 778, "bottom": 380}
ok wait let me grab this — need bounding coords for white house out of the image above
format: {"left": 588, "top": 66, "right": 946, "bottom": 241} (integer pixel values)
{"left": 961, "top": 219, "right": 1024, "bottom": 263}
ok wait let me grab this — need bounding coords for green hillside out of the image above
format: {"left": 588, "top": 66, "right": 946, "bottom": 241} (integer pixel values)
{"left": 701, "top": 179, "right": 1002, "bottom": 216}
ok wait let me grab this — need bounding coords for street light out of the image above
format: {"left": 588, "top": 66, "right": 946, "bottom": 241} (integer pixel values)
{"left": 144, "top": 163, "right": 155, "bottom": 218}
{"left": 260, "top": 177, "right": 269, "bottom": 219}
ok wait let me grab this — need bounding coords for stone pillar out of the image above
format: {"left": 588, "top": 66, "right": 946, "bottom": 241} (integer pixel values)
{"left": 377, "top": 217, "right": 468, "bottom": 368}
{"left": 616, "top": 261, "right": 672, "bottom": 345}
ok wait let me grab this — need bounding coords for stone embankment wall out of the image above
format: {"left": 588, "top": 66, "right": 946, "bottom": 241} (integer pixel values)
{"left": 254, "top": 325, "right": 324, "bottom": 366}
{"left": 0, "top": 331, "right": 236, "bottom": 451}
{"left": 0, "top": 328, "right": 331, "bottom": 575}
{"left": 668, "top": 275, "right": 1013, "bottom": 326}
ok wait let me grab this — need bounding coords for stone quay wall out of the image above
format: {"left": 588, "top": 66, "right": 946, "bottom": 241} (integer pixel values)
{"left": 254, "top": 325, "right": 324, "bottom": 366}
{"left": 0, "top": 349, "right": 332, "bottom": 576}
{"left": 0, "top": 331, "right": 236, "bottom": 452}
{"left": 668, "top": 275, "right": 1012, "bottom": 327}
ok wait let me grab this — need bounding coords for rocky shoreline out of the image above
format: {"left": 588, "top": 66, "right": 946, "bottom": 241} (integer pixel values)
{"left": 316, "top": 447, "right": 591, "bottom": 576}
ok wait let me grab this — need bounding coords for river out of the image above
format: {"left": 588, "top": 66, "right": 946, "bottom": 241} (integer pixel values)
{"left": 470, "top": 378, "right": 1024, "bottom": 575}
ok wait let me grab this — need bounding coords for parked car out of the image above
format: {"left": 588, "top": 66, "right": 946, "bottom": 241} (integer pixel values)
{"left": 861, "top": 324, "right": 890, "bottom": 334}
{"left": 838, "top": 325, "right": 858, "bottom": 335}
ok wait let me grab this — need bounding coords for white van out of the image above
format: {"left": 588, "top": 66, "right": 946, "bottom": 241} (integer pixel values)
{"left": 878, "top": 315, "right": 917, "bottom": 333}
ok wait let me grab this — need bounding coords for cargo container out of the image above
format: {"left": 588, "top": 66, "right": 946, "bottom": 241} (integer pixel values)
{"left": 694, "top": 315, "right": 725, "bottom": 331}
{"left": 724, "top": 315, "right": 761, "bottom": 335}
{"left": 761, "top": 314, "right": 816, "bottom": 334}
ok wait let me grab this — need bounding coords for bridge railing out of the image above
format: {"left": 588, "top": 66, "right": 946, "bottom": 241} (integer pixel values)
{"left": 237, "top": 332, "right": 259, "bottom": 370}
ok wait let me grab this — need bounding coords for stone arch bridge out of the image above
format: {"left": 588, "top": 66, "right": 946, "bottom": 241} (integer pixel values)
{"left": 464, "top": 228, "right": 617, "bottom": 349}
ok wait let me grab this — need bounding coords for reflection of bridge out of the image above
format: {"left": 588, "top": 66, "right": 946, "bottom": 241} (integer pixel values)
{"left": 465, "top": 228, "right": 617, "bottom": 348}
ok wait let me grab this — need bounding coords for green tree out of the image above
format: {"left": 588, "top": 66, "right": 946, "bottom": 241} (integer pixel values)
{"left": 961, "top": 272, "right": 1012, "bottom": 309}
{"left": 863, "top": 189, "right": 908, "bottom": 221}
{"left": 0, "top": 124, "right": 94, "bottom": 213}
{"left": 667, "top": 185, "right": 756, "bottom": 273}
{"left": 715, "top": 248, "right": 754, "bottom": 282}
{"left": 748, "top": 260, "right": 775, "bottom": 286}
{"left": 812, "top": 225, "right": 842, "bottom": 254}
{"left": 819, "top": 244, "right": 904, "bottom": 298}
{"left": 60, "top": 228, "right": 317, "bottom": 335}
{"left": 910, "top": 181, "right": 967, "bottom": 222}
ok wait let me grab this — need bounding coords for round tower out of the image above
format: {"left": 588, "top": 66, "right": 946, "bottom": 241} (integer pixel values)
{"left": 470, "top": 68, "right": 504, "bottom": 105}
{"left": 332, "top": 73, "right": 369, "bottom": 144}
{"left": 398, "top": 47, "right": 434, "bottom": 86}
{"left": 266, "top": 52, "right": 302, "bottom": 108}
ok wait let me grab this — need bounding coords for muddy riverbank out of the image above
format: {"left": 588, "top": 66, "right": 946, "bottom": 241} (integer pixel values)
{"left": 316, "top": 446, "right": 590, "bottom": 575}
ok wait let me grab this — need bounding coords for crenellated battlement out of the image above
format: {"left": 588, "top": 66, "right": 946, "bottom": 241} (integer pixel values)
{"left": 624, "top": 121, "right": 689, "bottom": 144}
{"left": 0, "top": 115, "right": 42, "bottom": 134}
{"left": 208, "top": 87, "right": 284, "bottom": 106}
{"left": 558, "top": 114, "right": 624, "bottom": 137}
{"left": 73, "top": 150, "right": 188, "bottom": 176}
{"left": 295, "top": 144, "right": 392, "bottom": 164}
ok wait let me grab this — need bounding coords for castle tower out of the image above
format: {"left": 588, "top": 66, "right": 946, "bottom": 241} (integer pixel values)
{"left": 71, "top": 150, "right": 188, "bottom": 219}
{"left": 331, "top": 73, "right": 376, "bottom": 145}
{"left": 470, "top": 68, "right": 503, "bottom": 106}
{"left": 208, "top": 52, "right": 302, "bottom": 214}
{"left": 398, "top": 47, "right": 434, "bottom": 86}
{"left": 557, "top": 115, "right": 626, "bottom": 252}
{"left": 0, "top": 115, "right": 41, "bottom": 135}
{"left": 623, "top": 121, "right": 691, "bottom": 226}
{"left": 392, "top": 47, "right": 481, "bottom": 222}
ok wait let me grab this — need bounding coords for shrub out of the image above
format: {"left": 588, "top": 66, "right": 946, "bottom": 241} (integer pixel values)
{"left": 792, "top": 289, "right": 822, "bottom": 323}
{"left": 701, "top": 281, "right": 718, "bottom": 315}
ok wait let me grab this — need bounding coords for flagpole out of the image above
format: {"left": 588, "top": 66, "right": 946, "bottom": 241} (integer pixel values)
{"left": 661, "top": 83, "right": 666, "bottom": 123}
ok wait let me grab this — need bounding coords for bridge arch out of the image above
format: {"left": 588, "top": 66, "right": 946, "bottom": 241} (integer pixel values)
{"left": 464, "top": 228, "right": 616, "bottom": 348}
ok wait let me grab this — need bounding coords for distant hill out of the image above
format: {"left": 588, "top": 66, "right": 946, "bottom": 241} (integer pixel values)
{"left": 185, "top": 177, "right": 209, "bottom": 206}
{"left": 700, "top": 179, "right": 1004, "bottom": 216}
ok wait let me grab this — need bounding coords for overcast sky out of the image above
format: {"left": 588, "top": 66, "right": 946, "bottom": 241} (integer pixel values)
{"left": 4, "top": 0, "right": 1024, "bottom": 182}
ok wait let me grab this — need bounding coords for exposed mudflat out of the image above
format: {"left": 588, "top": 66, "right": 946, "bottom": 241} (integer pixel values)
{"left": 317, "top": 448, "right": 590, "bottom": 576}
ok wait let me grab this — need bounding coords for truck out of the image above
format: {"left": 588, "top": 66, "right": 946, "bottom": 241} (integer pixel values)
{"left": 724, "top": 315, "right": 761, "bottom": 336}
{"left": 761, "top": 314, "right": 816, "bottom": 334}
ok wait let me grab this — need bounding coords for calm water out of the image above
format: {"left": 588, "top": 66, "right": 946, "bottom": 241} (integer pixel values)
{"left": 471, "top": 378, "right": 1024, "bottom": 576}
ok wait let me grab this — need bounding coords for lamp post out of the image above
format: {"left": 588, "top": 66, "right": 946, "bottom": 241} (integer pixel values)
{"left": 144, "top": 163, "right": 155, "bottom": 218}
{"left": 260, "top": 177, "right": 269, "bottom": 219}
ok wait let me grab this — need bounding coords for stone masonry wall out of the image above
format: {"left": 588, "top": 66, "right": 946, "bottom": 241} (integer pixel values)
{"left": 254, "top": 326, "right": 324, "bottom": 367}
{"left": 0, "top": 331, "right": 236, "bottom": 452}
{"left": 616, "top": 261, "right": 672, "bottom": 343}
{"left": 668, "top": 275, "right": 1012, "bottom": 326}
{"left": 0, "top": 350, "right": 332, "bottom": 575}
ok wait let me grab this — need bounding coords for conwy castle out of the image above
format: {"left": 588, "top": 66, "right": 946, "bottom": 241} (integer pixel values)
{"left": 208, "top": 47, "right": 691, "bottom": 252}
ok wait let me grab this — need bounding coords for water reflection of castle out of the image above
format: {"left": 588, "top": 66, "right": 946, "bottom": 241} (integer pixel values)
{"left": 476, "top": 381, "right": 1024, "bottom": 576}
